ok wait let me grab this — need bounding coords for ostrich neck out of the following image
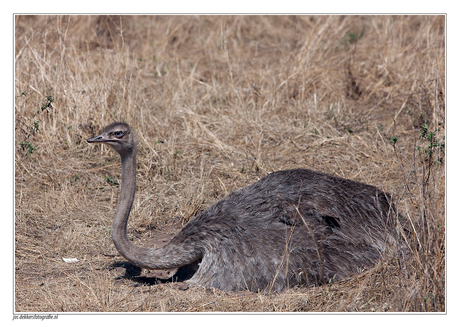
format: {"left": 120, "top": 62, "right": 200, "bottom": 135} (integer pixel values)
{"left": 111, "top": 149, "right": 201, "bottom": 269}
{"left": 111, "top": 150, "right": 137, "bottom": 257}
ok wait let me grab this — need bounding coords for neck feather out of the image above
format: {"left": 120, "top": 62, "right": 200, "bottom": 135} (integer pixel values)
{"left": 111, "top": 149, "right": 202, "bottom": 269}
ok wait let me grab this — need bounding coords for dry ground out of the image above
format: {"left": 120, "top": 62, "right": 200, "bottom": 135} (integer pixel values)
{"left": 14, "top": 15, "right": 445, "bottom": 312}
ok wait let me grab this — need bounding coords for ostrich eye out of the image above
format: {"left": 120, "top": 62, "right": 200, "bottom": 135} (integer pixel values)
{"left": 114, "top": 131, "right": 124, "bottom": 138}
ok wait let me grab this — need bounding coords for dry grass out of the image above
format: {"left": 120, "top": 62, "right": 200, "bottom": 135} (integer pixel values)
{"left": 14, "top": 15, "right": 445, "bottom": 312}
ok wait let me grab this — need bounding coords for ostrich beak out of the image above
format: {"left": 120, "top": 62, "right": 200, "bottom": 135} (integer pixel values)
{"left": 87, "top": 133, "right": 109, "bottom": 144}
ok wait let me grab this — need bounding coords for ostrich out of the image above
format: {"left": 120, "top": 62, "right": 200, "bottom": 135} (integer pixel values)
{"left": 87, "top": 122, "right": 402, "bottom": 293}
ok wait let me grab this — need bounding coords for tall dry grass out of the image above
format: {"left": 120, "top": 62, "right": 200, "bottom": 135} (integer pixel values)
{"left": 15, "top": 15, "right": 445, "bottom": 312}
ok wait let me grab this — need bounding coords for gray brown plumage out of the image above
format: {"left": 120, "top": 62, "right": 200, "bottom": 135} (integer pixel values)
{"left": 87, "top": 122, "right": 402, "bottom": 293}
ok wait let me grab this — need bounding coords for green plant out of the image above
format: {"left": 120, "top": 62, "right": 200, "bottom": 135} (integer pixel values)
{"left": 418, "top": 123, "right": 445, "bottom": 166}
{"left": 349, "top": 28, "right": 365, "bottom": 44}
{"left": 32, "top": 121, "right": 40, "bottom": 133}
{"left": 336, "top": 29, "right": 365, "bottom": 51}
{"left": 39, "top": 95, "right": 54, "bottom": 113}
{"left": 70, "top": 173, "right": 80, "bottom": 185}
{"left": 19, "top": 141, "right": 36, "bottom": 155}
{"left": 348, "top": 31, "right": 358, "bottom": 44}
{"left": 104, "top": 175, "right": 119, "bottom": 186}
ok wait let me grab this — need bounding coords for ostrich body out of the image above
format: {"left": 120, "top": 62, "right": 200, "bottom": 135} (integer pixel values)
{"left": 88, "top": 122, "right": 400, "bottom": 293}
